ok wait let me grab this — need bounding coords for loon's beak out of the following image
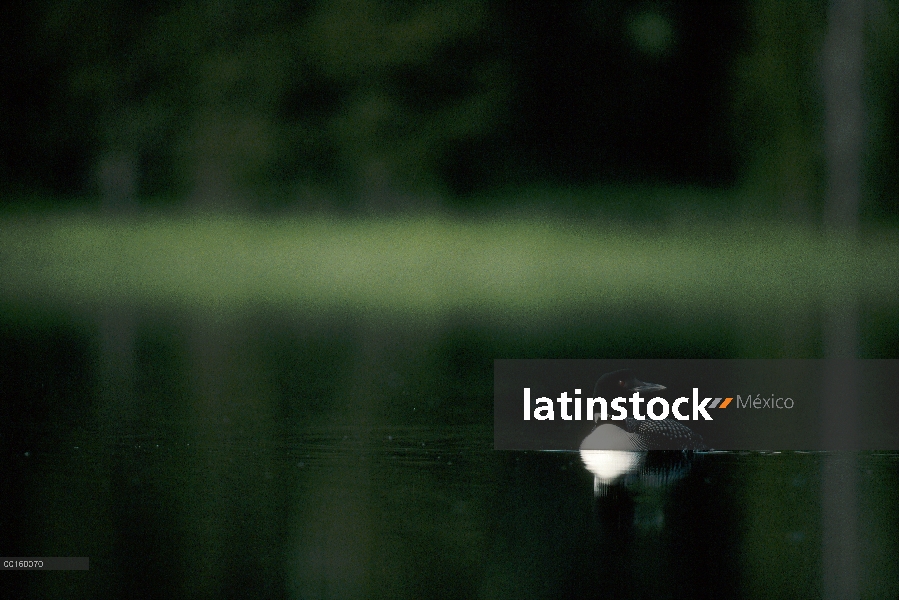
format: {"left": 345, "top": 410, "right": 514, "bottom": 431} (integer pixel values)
{"left": 630, "top": 378, "right": 666, "bottom": 393}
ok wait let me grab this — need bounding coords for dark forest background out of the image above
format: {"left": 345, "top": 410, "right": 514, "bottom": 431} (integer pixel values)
{"left": 3, "top": 0, "right": 898, "bottom": 219}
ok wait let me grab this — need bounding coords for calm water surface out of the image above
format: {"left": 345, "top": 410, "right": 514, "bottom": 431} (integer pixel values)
{"left": 2, "top": 308, "right": 898, "bottom": 599}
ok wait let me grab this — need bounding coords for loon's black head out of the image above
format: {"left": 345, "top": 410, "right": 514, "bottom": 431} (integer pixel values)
{"left": 586, "top": 369, "right": 707, "bottom": 451}
{"left": 593, "top": 369, "right": 666, "bottom": 403}
{"left": 592, "top": 369, "right": 665, "bottom": 429}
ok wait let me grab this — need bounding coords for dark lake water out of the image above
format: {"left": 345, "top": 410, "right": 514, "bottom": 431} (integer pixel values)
{"left": 2, "top": 306, "right": 898, "bottom": 599}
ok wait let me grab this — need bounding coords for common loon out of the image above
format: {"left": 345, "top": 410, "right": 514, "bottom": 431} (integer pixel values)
{"left": 579, "top": 369, "right": 706, "bottom": 495}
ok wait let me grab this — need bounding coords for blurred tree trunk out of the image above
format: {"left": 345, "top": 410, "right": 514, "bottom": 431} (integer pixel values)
{"left": 736, "top": 1, "right": 826, "bottom": 357}
{"left": 822, "top": 0, "right": 865, "bottom": 232}
{"left": 97, "top": 151, "right": 138, "bottom": 212}
{"left": 734, "top": 0, "right": 825, "bottom": 219}
{"left": 820, "top": 1, "right": 864, "bottom": 599}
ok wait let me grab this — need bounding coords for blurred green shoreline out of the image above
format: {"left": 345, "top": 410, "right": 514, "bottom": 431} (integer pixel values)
{"left": 2, "top": 210, "right": 897, "bottom": 318}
